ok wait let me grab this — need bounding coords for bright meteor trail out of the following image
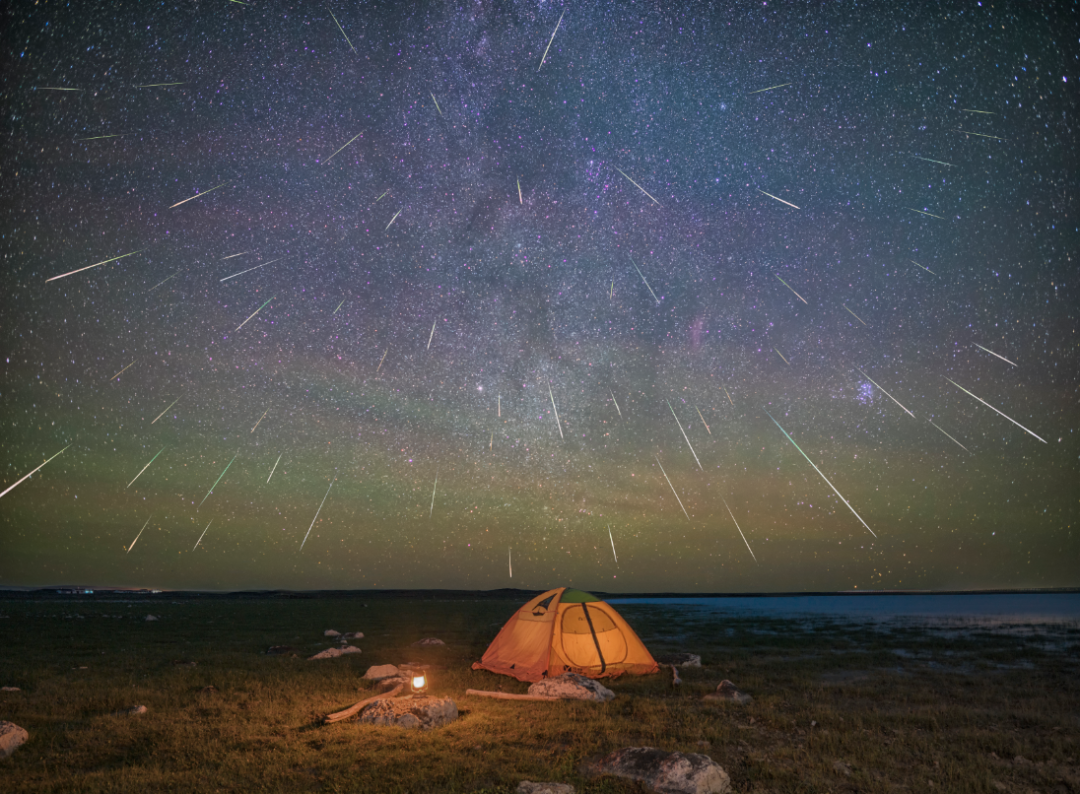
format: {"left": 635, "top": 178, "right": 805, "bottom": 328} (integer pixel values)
{"left": 667, "top": 400, "right": 703, "bottom": 470}
{"left": 0, "top": 446, "right": 70, "bottom": 500}
{"left": 200, "top": 452, "right": 238, "bottom": 507}
{"left": 127, "top": 446, "right": 167, "bottom": 489}
{"left": 46, "top": 249, "right": 147, "bottom": 283}
{"left": 764, "top": 409, "right": 876, "bottom": 537}
{"left": 944, "top": 378, "right": 1047, "bottom": 443}
{"left": 721, "top": 496, "right": 757, "bottom": 562}
{"left": 654, "top": 455, "right": 691, "bottom": 522}
{"left": 300, "top": 479, "right": 335, "bottom": 551}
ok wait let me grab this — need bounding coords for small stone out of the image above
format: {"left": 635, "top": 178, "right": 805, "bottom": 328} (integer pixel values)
{"left": 1, "top": 687, "right": 20, "bottom": 692}
{"left": 833, "top": 760, "right": 853, "bottom": 777}
{"left": 411, "top": 638, "right": 445, "bottom": 646}
{"left": 363, "top": 664, "right": 400, "bottom": 681}
{"left": 528, "top": 672, "right": 615, "bottom": 703}
{"left": 991, "top": 782, "right": 1007, "bottom": 792}
{"left": 655, "top": 653, "right": 702, "bottom": 668}
{"left": 588, "top": 747, "right": 730, "bottom": 794}
{"left": 358, "top": 696, "right": 458, "bottom": 730}
{"left": 0, "top": 721, "right": 29, "bottom": 759}
{"left": 125, "top": 705, "right": 148, "bottom": 716}
{"left": 702, "top": 680, "right": 752, "bottom": 705}
{"left": 324, "top": 629, "right": 341, "bottom": 637}
{"left": 343, "top": 631, "right": 364, "bottom": 640}
{"left": 308, "top": 646, "right": 362, "bottom": 660}
{"left": 518, "top": 782, "right": 576, "bottom": 794}
{"left": 144, "top": 615, "right": 158, "bottom": 622}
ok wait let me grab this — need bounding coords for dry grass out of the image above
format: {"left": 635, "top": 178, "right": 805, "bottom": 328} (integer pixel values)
{"left": 0, "top": 593, "right": 1078, "bottom": 793}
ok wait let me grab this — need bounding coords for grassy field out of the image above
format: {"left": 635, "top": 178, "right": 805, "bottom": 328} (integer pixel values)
{"left": 0, "top": 592, "right": 1078, "bottom": 793}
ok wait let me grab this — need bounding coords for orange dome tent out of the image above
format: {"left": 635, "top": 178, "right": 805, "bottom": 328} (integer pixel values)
{"left": 472, "top": 587, "right": 660, "bottom": 682}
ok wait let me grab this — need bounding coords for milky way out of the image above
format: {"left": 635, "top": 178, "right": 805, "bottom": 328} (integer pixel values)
{"left": 1, "top": 1, "right": 1076, "bottom": 592}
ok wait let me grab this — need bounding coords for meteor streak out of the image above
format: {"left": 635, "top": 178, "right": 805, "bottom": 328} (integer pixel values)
{"left": 169, "top": 181, "right": 229, "bottom": 208}
{"left": 431, "top": 93, "right": 442, "bottom": 116}
{"left": 910, "top": 259, "right": 937, "bottom": 275}
{"left": 148, "top": 272, "right": 178, "bottom": 291}
{"left": 267, "top": 453, "right": 282, "bottom": 483}
{"left": 300, "top": 479, "right": 335, "bottom": 551}
{"left": 152, "top": 398, "right": 179, "bottom": 424}
{"left": 324, "top": 132, "right": 361, "bottom": 164}
{"left": 723, "top": 386, "right": 734, "bottom": 406}
{"left": 774, "top": 348, "right": 790, "bottom": 365}
{"left": 251, "top": 407, "right": 270, "bottom": 433}
{"left": 498, "top": 395, "right": 501, "bottom": 417}
{"left": 538, "top": 9, "right": 565, "bottom": 70}
{"left": 630, "top": 257, "right": 661, "bottom": 304}
{"left": 608, "top": 524, "right": 618, "bottom": 565}
{"left": 78, "top": 133, "right": 127, "bottom": 140}
{"left": 374, "top": 190, "right": 389, "bottom": 203}
{"left": 517, "top": 179, "right": 523, "bottom": 204}
{"left": 962, "top": 109, "right": 995, "bottom": 114}
{"left": 111, "top": 361, "right": 136, "bottom": 380}
{"left": 220, "top": 256, "right": 283, "bottom": 282}
{"left": 748, "top": 82, "right": 791, "bottom": 94}
{"left": 222, "top": 251, "right": 249, "bottom": 259}
{"left": 913, "top": 156, "right": 955, "bottom": 167}
{"left": 973, "top": 343, "right": 1017, "bottom": 367}
{"left": 328, "top": 8, "right": 356, "bottom": 52}
{"left": 46, "top": 248, "right": 147, "bottom": 282}
{"left": 758, "top": 189, "right": 800, "bottom": 209}
{"left": 135, "top": 82, "right": 185, "bottom": 88}
{"left": 667, "top": 400, "right": 703, "bottom": 471}
{"left": 614, "top": 167, "right": 661, "bottom": 205}
{"left": 427, "top": 318, "right": 437, "bottom": 350}
{"left": 0, "top": 445, "right": 69, "bottom": 500}
{"left": 951, "top": 128, "right": 1005, "bottom": 139}
{"left": 548, "top": 383, "right": 564, "bottom": 439}
{"left": 200, "top": 452, "right": 238, "bottom": 507}
{"left": 235, "top": 296, "right": 273, "bottom": 331}
{"left": 855, "top": 367, "right": 915, "bottom": 418}
{"left": 695, "top": 405, "right": 711, "bottom": 434}
{"left": 430, "top": 473, "right": 438, "bottom": 518}
{"left": 193, "top": 520, "right": 212, "bottom": 551}
{"left": 127, "top": 517, "right": 151, "bottom": 553}
{"left": 843, "top": 304, "right": 868, "bottom": 326}
{"left": 385, "top": 209, "right": 402, "bottom": 230}
{"left": 654, "top": 455, "right": 691, "bottom": 522}
{"left": 944, "top": 378, "right": 1046, "bottom": 443}
{"left": 721, "top": 496, "right": 757, "bottom": 562}
{"left": 36, "top": 87, "right": 83, "bottom": 91}
{"left": 764, "top": 409, "right": 876, "bottom": 537}
{"left": 333, "top": 297, "right": 346, "bottom": 314}
{"left": 906, "top": 207, "right": 945, "bottom": 219}
{"left": 509, "top": 548, "right": 513, "bottom": 578}
{"left": 775, "top": 274, "right": 808, "bottom": 303}
{"left": 376, "top": 348, "right": 388, "bottom": 374}
{"left": 929, "top": 420, "right": 970, "bottom": 453}
{"left": 127, "top": 446, "right": 167, "bottom": 488}
{"left": 611, "top": 391, "right": 622, "bottom": 417}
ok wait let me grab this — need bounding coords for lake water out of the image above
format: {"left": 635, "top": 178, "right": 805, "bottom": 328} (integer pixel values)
{"left": 608, "top": 593, "right": 1080, "bottom": 622}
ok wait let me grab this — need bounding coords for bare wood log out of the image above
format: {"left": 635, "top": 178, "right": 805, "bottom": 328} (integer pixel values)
{"left": 323, "top": 683, "right": 404, "bottom": 724}
{"left": 465, "top": 689, "right": 560, "bottom": 701}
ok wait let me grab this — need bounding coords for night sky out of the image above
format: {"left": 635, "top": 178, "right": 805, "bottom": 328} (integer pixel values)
{"left": 1, "top": 1, "right": 1077, "bottom": 593}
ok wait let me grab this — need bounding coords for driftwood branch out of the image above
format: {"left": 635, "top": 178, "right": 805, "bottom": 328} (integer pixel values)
{"left": 465, "top": 689, "right": 560, "bottom": 701}
{"left": 323, "top": 683, "right": 404, "bottom": 724}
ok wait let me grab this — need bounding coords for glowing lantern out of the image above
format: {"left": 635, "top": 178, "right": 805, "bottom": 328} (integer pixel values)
{"left": 410, "top": 673, "right": 428, "bottom": 696}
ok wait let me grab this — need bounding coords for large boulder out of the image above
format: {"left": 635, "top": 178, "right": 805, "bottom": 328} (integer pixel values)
{"left": 589, "top": 747, "right": 730, "bottom": 794}
{"left": 358, "top": 696, "right": 457, "bottom": 730}
{"left": 363, "top": 664, "right": 400, "bottom": 681}
{"left": 308, "top": 646, "right": 362, "bottom": 660}
{"left": 324, "top": 629, "right": 341, "bottom": 637}
{"left": 528, "top": 673, "right": 615, "bottom": 702}
{"left": 702, "top": 680, "right": 751, "bottom": 705}
{"left": 0, "top": 721, "right": 28, "bottom": 759}
{"left": 518, "top": 782, "right": 575, "bottom": 794}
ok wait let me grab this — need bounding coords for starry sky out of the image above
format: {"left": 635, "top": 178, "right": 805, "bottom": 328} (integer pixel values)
{"left": 1, "top": 0, "right": 1077, "bottom": 593}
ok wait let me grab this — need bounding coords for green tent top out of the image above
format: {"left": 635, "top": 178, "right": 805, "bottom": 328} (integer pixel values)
{"left": 559, "top": 588, "right": 601, "bottom": 603}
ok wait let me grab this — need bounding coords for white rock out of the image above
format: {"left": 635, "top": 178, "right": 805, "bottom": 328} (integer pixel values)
{"left": 656, "top": 653, "right": 702, "bottom": 668}
{"left": 518, "top": 782, "right": 576, "bottom": 794}
{"left": 362, "top": 664, "right": 400, "bottom": 681}
{"left": 411, "top": 637, "right": 445, "bottom": 646}
{"left": 343, "top": 631, "right": 364, "bottom": 640}
{"left": 144, "top": 615, "right": 158, "bottom": 621}
{"left": 324, "top": 629, "right": 341, "bottom": 637}
{"left": 590, "top": 747, "right": 730, "bottom": 794}
{"left": 702, "top": 680, "right": 752, "bottom": 705}
{"left": 0, "top": 721, "right": 28, "bottom": 759}
{"left": 528, "top": 672, "right": 615, "bottom": 702}
{"left": 308, "top": 646, "right": 362, "bottom": 660}
{"left": 125, "top": 705, "right": 147, "bottom": 716}
{"left": 1, "top": 687, "right": 20, "bottom": 692}
{"left": 358, "top": 696, "right": 457, "bottom": 730}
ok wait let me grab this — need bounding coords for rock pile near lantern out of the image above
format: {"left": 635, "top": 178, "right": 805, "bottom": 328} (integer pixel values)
{"left": 358, "top": 696, "right": 457, "bottom": 730}
{"left": 528, "top": 672, "right": 615, "bottom": 702}
{"left": 0, "top": 721, "right": 28, "bottom": 759}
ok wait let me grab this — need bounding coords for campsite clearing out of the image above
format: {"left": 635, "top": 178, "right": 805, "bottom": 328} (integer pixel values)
{"left": 0, "top": 591, "right": 1077, "bottom": 793}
